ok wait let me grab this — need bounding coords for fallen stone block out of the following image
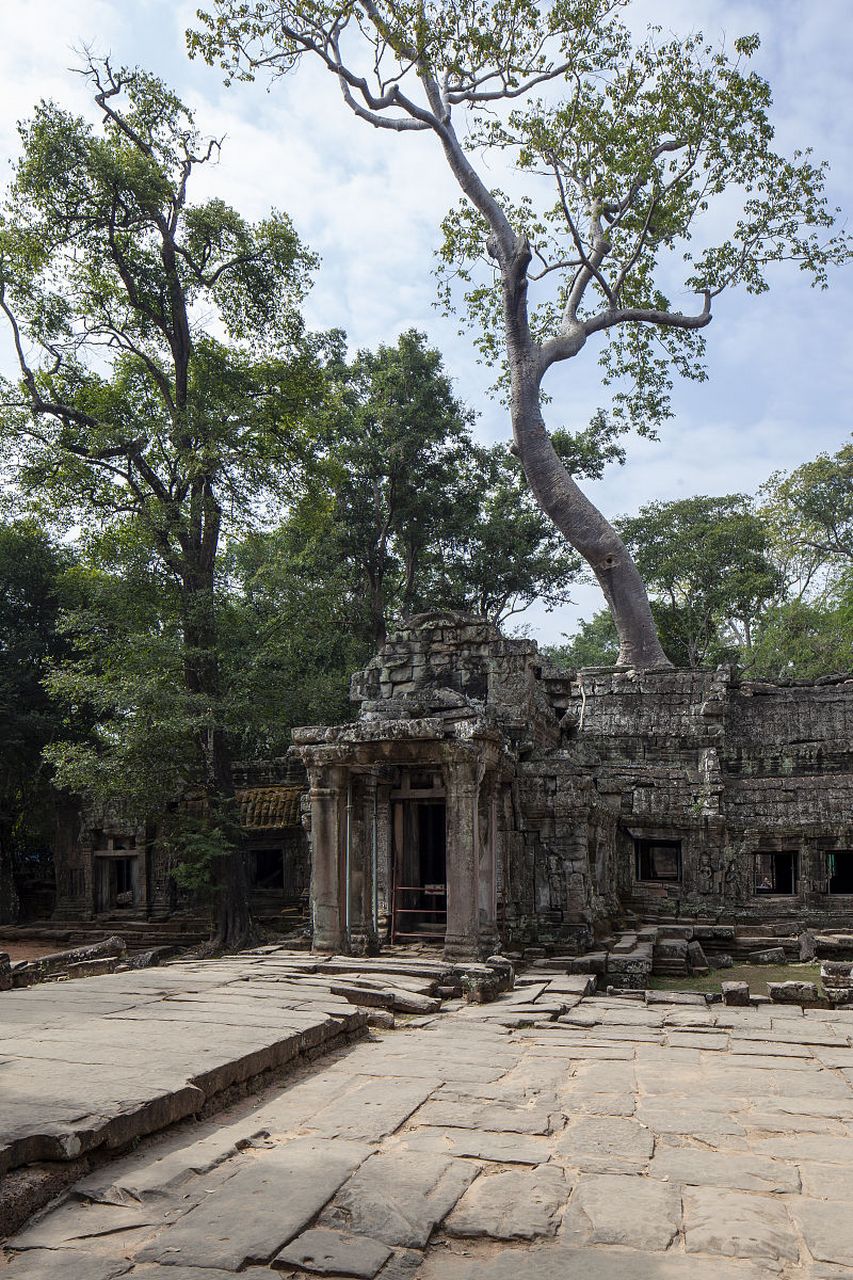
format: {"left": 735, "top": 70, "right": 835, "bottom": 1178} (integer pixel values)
{"left": 748, "top": 948, "right": 787, "bottom": 965}
{"left": 329, "top": 982, "right": 440, "bottom": 1015}
{"left": 655, "top": 938, "right": 688, "bottom": 961}
{"left": 362, "top": 1008, "right": 395, "bottom": 1030}
{"left": 687, "top": 941, "right": 709, "bottom": 975}
{"left": 767, "top": 980, "right": 819, "bottom": 1005}
{"left": 722, "top": 981, "right": 750, "bottom": 1007}
{"left": 66, "top": 958, "right": 119, "bottom": 979}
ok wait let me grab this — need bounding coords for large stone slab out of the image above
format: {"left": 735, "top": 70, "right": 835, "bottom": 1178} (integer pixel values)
{"left": 136, "top": 1137, "right": 371, "bottom": 1270}
{"left": 0, "top": 1253, "right": 132, "bottom": 1280}
{"left": 444, "top": 1165, "right": 568, "bottom": 1240}
{"left": 0, "top": 958, "right": 367, "bottom": 1185}
{"left": 307, "top": 1076, "right": 440, "bottom": 1141}
{"left": 415, "top": 1244, "right": 769, "bottom": 1279}
{"left": 562, "top": 1172, "right": 681, "bottom": 1250}
{"left": 683, "top": 1186, "right": 799, "bottom": 1262}
{"left": 650, "top": 1147, "right": 800, "bottom": 1192}
{"left": 322, "top": 1151, "right": 477, "bottom": 1248}
{"left": 553, "top": 1115, "right": 654, "bottom": 1172}
{"left": 412, "top": 1099, "right": 553, "bottom": 1135}
{"left": 274, "top": 1227, "right": 392, "bottom": 1277}
{"left": 790, "top": 1197, "right": 853, "bottom": 1266}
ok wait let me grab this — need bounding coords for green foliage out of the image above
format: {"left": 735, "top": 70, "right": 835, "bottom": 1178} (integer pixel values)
{"left": 223, "top": 331, "right": 580, "bottom": 751}
{"left": 617, "top": 495, "right": 782, "bottom": 666}
{"left": 0, "top": 61, "right": 325, "bottom": 934}
{"left": 760, "top": 443, "right": 853, "bottom": 599}
{"left": 193, "top": 0, "right": 851, "bottom": 439}
{"left": 747, "top": 584, "right": 853, "bottom": 680}
{"left": 546, "top": 610, "right": 620, "bottom": 669}
{"left": 0, "top": 521, "right": 76, "bottom": 919}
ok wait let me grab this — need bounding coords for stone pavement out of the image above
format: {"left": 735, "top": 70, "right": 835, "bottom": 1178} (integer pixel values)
{"left": 4, "top": 983, "right": 853, "bottom": 1277}
{"left": 0, "top": 952, "right": 376, "bottom": 1188}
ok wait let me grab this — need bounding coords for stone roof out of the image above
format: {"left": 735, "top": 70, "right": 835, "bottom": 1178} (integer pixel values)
{"left": 236, "top": 785, "right": 303, "bottom": 830}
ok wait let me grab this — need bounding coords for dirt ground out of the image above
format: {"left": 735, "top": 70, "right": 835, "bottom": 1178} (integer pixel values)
{"left": 0, "top": 940, "right": 64, "bottom": 963}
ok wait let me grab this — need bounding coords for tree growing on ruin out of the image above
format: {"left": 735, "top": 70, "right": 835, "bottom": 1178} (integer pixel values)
{"left": 0, "top": 60, "right": 323, "bottom": 948}
{"left": 190, "top": 0, "right": 852, "bottom": 668}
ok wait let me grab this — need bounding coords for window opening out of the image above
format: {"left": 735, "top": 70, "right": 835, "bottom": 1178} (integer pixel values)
{"left": 634, "top": 838, "right": 682, "bottom": 883}
{"left": 754, "top": 851, "right": 798, "bottom": 895}
{"left": 827, "top": 851, "right": 853, "bottom": 895}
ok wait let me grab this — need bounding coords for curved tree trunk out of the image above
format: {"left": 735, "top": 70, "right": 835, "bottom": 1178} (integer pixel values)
{"left": 511, "top": 364, "right": 670, "bottom": 668}
{"left": 503, "top": 270, "right": 671, "bottom": 670}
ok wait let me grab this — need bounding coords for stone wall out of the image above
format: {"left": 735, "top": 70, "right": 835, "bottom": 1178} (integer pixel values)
{"left": 328, "top": 614, "right": 853, "bottom": 950}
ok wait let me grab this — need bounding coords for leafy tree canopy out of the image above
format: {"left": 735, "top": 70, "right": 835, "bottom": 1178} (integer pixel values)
{"left": 0, "top": 59, "right": 327, "bottom": 946}
{"left": 190, "top": 0, "right": 853, "bottom": 668}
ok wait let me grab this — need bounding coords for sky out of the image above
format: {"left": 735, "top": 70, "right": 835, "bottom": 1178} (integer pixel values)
{"left": 0, "top": 0, "right": 851, "bottom": 643}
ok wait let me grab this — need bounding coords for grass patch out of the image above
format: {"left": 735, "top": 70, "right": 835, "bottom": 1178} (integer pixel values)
{"left": 648, "top": 962, "right": 822, "bottom": 997}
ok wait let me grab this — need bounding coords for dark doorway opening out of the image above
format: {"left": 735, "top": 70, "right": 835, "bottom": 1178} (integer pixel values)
{"left": 249, "top": 847, "right": 284, "bottom": 892}
{"left": 392, "top": 799, "right": 447, "bottom": 942}
{"left": 828, "top": 851, "right": 853, "bottom": 894}
{"left": 634, "top": 838, "right": 682, "bottom": 883}
{"left": 754, "top": 851, "right": 798, "bottom": 896}
{"left": 95, "top": 855, "right": 139, "bottom": 911}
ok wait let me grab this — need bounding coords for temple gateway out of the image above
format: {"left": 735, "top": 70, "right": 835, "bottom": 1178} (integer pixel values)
{"left": 293, "top": 612, "right": 853, "bottom": 960}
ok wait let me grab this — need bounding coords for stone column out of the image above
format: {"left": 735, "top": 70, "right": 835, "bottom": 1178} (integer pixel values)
{"left": 444, "top": 752, "right": 495, "bottom": 960}
{"left": 347, "top": 776, "right": 379, "bottom": 955}
{"left": 309, "top": 764, "right": 347, "bottom": 953}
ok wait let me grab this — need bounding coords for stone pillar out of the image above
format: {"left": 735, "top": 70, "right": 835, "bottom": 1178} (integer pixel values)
{"left": 309, "top": 764, "right": 347, "bottom": 953}
{"left": 347, "top": 776, "right": 379, "bottom": 955}
{"left": 444, "top": 753, "right": 497, "bottom": 960}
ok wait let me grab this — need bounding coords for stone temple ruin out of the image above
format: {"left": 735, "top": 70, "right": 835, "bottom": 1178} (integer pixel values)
{"left": 292, "top": 612, "right": 853, "bottom": 966}
{"left": 52, "top": 611, "right": 853, "bottom": 970}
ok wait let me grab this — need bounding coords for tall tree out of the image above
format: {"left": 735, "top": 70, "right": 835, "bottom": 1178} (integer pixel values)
{"left": 226, "top": 331, "right": 581, "bottom": 752}
{"left": 760, "top": 443, "right": 853, "bottom": 600}
{"left": 190, "top": 0, "right": 852, "bottom": 668}
{"left": 0, "top": 61, "right": 322, "bottom": 947}
{"left": 0, "top": 521, "right": 74, "bottom": 923}
{"left": 619, "top": 495, "right": 782, "bottom": 666}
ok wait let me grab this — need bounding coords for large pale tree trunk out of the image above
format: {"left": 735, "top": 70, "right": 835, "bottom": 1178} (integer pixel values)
{"left": 502, "top": 258, "right": 671, "bottom": 670}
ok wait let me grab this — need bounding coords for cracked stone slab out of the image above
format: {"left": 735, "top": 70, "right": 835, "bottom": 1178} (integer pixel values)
{"left": 0, "top": 1251, "right": 132, "bottom": 1280}
{"left": 553, "top": 1115, "right": 654, "bottom": 1173}
{"left": 636, "top": 1103, "right": 744, "bottom": 1137}
{"left": 7, "top": 1200, "right": 173, "bottom": 1251}
{"left": 683, "top": 1186, "right": 799, "bottom": 1262}
{"left": 650, "top": 1147, "right": 800, "bottom": 1192}
{"left": 562, "top": 1172, "right": 681, "bottom": 1251}
{"left": 135, "top": 1137, "right": 371, "bottom": 1270}
{"left": 72, "top": 1116, "right": 270, "bottom": 1204}
{"left": 273, "top": 1227, "right": 392, "bottom": 1277}
{"left": 321, "top": 1150, "right": 477, "bottom": 1248}
{"left": 444, "top": 1165, "right": 568, "bottom": 1240}
{"left": 397, "top": 1125, "right": 551, "bottom": 1165}
{"left": 411, "top": 1099, "right": 553, "bottom": 1135}
{"left": 799, "top": 1161, "right": 853, "bottom": 1199}
{"left": 307, "top": 1077, "right": 440, "bottom": 1141}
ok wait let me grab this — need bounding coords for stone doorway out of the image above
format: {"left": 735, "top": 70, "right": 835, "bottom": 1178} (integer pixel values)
{"left": 95, "top": 854, "right": 140, "bottom": 912}
{"left": 391, "top": 799, "right": 447, "bottom": 943}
